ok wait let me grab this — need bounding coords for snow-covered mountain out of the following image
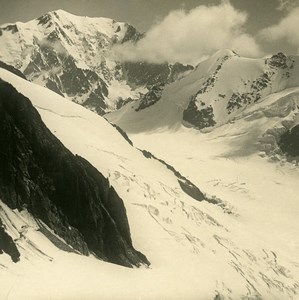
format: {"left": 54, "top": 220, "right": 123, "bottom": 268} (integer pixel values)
{"left": 1, "top": 60, "right": 299, "bottom": 299}
{"left": 0, "top": 9, "right": 192, "bottom": 114}
{"left": 107, "top": 49, "right": 299, "bottom": 132}
{"left": 1, "top": 9, "right": 299, "bottom": 300}
{"left": 0, "top": 70, "right": 150, "bottom": 268}
{"left": 105, "top": 49, "right": 299, "bottom": 299}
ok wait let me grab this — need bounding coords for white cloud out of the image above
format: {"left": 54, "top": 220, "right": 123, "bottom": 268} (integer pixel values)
{"left": 111, "top": 1, "right": 262, "bottom": 65}
{"left": 37, "top": 38, "right": 67, "bottom": 56}
{"left": 259, "top": 6, "right": 299, "bottom": 53}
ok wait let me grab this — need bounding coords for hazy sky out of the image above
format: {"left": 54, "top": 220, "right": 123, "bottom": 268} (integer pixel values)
{"left": 1, "top": 0, "right": 299, "bottom": 62}
{"left": 0, "top": 0, "right": 289, "bottom": 32}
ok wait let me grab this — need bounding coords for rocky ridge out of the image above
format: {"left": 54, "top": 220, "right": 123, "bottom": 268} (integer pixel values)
{"left": 183, "top": 51, "right": 297, "bottom": 130}
{"left": 107, "top": 49, "right": 299, "bottom": 136}
{"left": 0, "top": 10, "right": 192, "bottom": 115}
{"left": 0, "top": 78, "right": 149, "bottom": 267}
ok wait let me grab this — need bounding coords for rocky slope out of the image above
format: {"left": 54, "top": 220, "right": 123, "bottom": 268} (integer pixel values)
{"left": 107, "top": 49, "right": 299, "bottom": 133}
{"left": 183, "top": 51, "right": 299, "bottom": 129}
{"left": 0, "top": 78, "right": 149, "bottom": 267}
{"left": 1, "top": 67, "right": 299, "bottom": 300}
{"left": 0, "top": 10, "right": 192, "bottom": 115}
{"left": 279, "top": 123, "right": 299, "bottom": 157}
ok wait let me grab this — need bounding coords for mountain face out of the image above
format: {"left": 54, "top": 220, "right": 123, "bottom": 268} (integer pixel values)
{"left": 0, "top": 78, "right": 149, "bottom": 268}
{"left": 0, "top": 10, "right": 192, "bottom": 115}
{"left": 183, "top": 51, "right": 299, "bottom": 129}
{"left": 1, "top": 9, "right": 299, "bottom": 300}
{"left": 107, "top": 49, "right": 299, "bottom": 133}
{"left": 1, "top": 64, "right": 299, "bottom": 300}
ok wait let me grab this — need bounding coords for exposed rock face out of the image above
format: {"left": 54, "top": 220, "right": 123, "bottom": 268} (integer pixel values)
{"left": 0, "top": 10, "right": 192, "bottom": 115}
{"left": 181, "top": 51, "right": 297, "bottom": 130}
{"left": 140, "top": 150, "right": 205, "bottom": 201}
{"left": 0, "top": 79, "right": 149, "bottom": 267}
{"left": 267, "top": 52, "right": 290, "bottom": 69}
{"left": 140, "top": 149, "right": 232, "bottom": 213}
{"left": 132, "top": 63, "right": 194, "bottom": 112}
{"left": 0, "top": 218, "right": 20, "bottom": 262}
{"left": 278, "top": 124, "right": 299, "bottom": 157}
{"left": 135, "top": 83, "right": 165, "bottom": 111}
{"left": 110, "top": 122, "right": 134, "bottom": 146}
{"left": 121, "top": 24, "right": 143, "bottom": 43}
{"left": 123, "top": 62, "right": 193, "bottom": 87}
{"left": 182, "top": 53, "right": 231, "bottom": 129}
{"left": 183, "top": 99, "right": 216, "bottom": 129}
{"left": 226, "top": 73, "right": 271, "bottom": 114}
{"left": 0, "top": 61, "right": 26, "bottom": 80}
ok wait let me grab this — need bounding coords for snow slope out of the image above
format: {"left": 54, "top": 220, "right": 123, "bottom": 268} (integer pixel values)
{"left": 107, "top": 50, "right": 299, "bottom": 132}
{"left": 0, "top": 9, "right": 141, "bottom": 113}
{"left": 126, "top": 86, "right": 299, "bottom": 297}
{"left": 0, "top": 9, "right": 127, "bottom": 68}
{"left": 1, "top": 68, "right": 299, "bottom": 299}
{"left": 0, "top": 10, "right": 192, "bottom": 115}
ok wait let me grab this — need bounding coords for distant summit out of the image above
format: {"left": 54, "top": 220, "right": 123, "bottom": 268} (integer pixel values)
{"left": 0, "top": 10, "right": 192, "bottom": 115}
{"left": 107, "top": 50, "right": 299, "bottom": 132}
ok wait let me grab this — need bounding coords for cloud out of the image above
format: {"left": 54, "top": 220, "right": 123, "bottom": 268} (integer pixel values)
{"left": 277, "top": 0, "right": 299, "bottom": 11}
{"left": 259, "top": 6, "right": 299, "bottom": 53}
{"left": 111, "top": 1, "right": 262, "bottom": 65}
{"left": 37, "top": 38, "right": 67, "bottom": 56}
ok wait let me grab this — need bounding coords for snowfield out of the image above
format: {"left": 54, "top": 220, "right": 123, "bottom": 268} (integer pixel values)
{"left": 0, "top": 9, "right": 128, "bottom": 71}
{"left": 1, "top": 68, "right": 299, "bottom": 299}
{"left": 107, "top": 50, "right": 299, "bottom": 132}
{"left": 0, "top": 9, "right": 146, "bottom": 114}
{"left": 0, "top": 10, "right": 192, "bottom": 116}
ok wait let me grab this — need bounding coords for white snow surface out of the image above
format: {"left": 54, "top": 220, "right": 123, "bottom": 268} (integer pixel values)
{"left": 0, "top": 9, "right": 127, "bottom": 70}
{"left": 107, "top": 51, "right": 299, "bottom": 132}
{"left": 0, "top": 10, "right": 143, "bottom": 112}
{"left": 1, "top": 68, "right": 299, "bottom": 299}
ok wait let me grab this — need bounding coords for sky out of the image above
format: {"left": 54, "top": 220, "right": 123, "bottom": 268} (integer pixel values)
{"left": 1, "top": 0, "right": 299, "bottom": 64}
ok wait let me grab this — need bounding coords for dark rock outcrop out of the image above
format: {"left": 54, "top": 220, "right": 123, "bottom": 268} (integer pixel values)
{"left": 182, "top": 55, "right": 231, "bottom": 129}
{"left": 267, "top": 52, "right": 290, "bottom": 69}
{"left": 123, "top": 61, "right": 193, "bottom": 88}
{"left": 183, "top": 99, "right": 216, "bottom": 129}
{"left": 110, "top": 122, "right": 134, "bottom": 146}
{"left": 0, "top": 79, "right": 149, "bottom": 267}
{"left": 0, "top": 61, "right": 27, "bottom": 80}
{"left": 226, "top": 72, "right": 272, "bottom": 114}
{"left": 0, "top": 11, "right": 193, "bottom": 116}
{"left": 46, "top": 79, "right": 64, "bottom": 97}
{"left": 121, "top": 24, "right": 143, "bottom": 43}
{"left": 278, "top": 124, "right": 299, "bottom": 157}
{"left": 140, "top": 150, "right": 205, "bottom": 201}
{"left": 140, "top": 149, "right": 231, "bottom": 212}
{"left": 0, "top": 218, "right": 20, "bottom": 262}
{"left": 136, "top": 84, "right": 165, "bottom": 111}
{"left": 132, "top": 63, "right": 193, "bottom": 112}
{"left": 83, "top": 79, "right": 109, "bottom": 115}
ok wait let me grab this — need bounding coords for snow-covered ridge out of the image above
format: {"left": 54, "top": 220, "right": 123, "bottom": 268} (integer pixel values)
{"left": 0, "top": 9, "right": 137, "bottom": 114}
{"left": 47, "top": 9, "right": 128, "bottom": 39}
{"left": 0, "top": 10, "right": 191, "bottom": 115}
{"left": 107, "top": 50, "right": 299, "bottom": 133}
{"left": 0, "top": 9, "right": 129, "bottom": 69}
{"left": 0, "top": 73, "right": 151, "bottom": 268}
{"left": 1, "top": 63, "right": 299, "bottom": 299}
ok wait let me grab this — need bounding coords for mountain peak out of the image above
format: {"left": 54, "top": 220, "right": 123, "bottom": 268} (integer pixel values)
{"left": 211, "top": 49, "right": 238, "bottom": 61}
{"left": 48, "top": 9, "right": 86, "bottom": 20}
{"left": 47, "top": 9, "right": 117, "bottom": 25}
{"left": 50, "top": 8, "right": 70, "bottom": 15}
